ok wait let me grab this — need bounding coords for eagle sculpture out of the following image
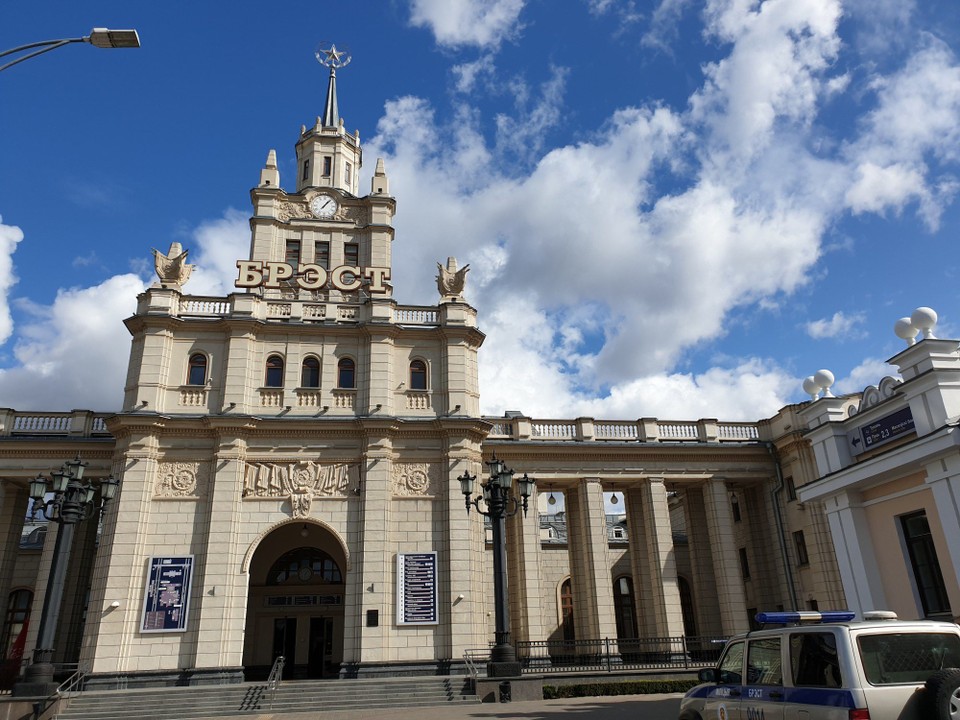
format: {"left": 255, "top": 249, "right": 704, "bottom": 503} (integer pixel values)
{"left": 153, "top": 242, "right": 195, "bottom": 289}
{"left": 436, "top": 257, "right": 470, "bottom": 300}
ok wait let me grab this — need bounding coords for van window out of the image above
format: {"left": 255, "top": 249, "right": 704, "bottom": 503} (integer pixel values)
{"left": 718, "top": 640, "right": 744, "bottom": 685}
{"left": 858, "top": 632, "right": 960, "bottom": 685}
{"left": 747, "top": 637, "right": 782, "bottom": 685}
{"left": 791, "top": 632, "right": 842, "bottom": 687}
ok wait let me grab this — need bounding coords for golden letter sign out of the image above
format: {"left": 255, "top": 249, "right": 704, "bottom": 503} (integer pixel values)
{"left": 236, "top": 261, "right": 391, "bottom": 293}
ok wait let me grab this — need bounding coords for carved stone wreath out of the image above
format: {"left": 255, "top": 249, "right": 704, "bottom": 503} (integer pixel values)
{"left": 393, "top": 462, "right": 437, "bottom": 497}
{"left": 155, "top": 461, "right": 206, "bottom": 498}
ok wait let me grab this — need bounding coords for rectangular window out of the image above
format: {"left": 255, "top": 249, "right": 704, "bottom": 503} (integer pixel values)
{"left": 322, "top": 156, "right": 332, "bottom": 177}
{"left": 739, "top": 547, "right": 751, "bottom": 580}
{"left": 791, "top": 632, "right": 841, "bottom": 687}
{"left": 314, "top": 241, "right": 330, "bottom": 269}
{"left": 302, "top": 158, "right": 310, "bottom": 181}
{"left": 345, "top": 162, "right": 352, "bottom": 185}
{"left": 858, "top": 632, "right": 960, "bottom": 685}
{"left": 901, "top": 511, "right": 952, "bottom": 616}
{"left": 285, "top": 240, "right": 300, "bottom": 267}
{"left": 794, "top": 530, "right": 809, "bottom": 566}
{"left": 746, "top": 637, "right": 782, "bottom": 685}
{"left": 344, "top": 243, "right": 359, "bottom": 266}
{"left": 786, "top": 475, "right": 797, "bottom": 501}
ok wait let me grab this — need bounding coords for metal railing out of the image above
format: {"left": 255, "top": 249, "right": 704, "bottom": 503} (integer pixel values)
{"left": 515, "top": 635, "right": 727, "bottom": 674}
{"left": 31, "top": 666, "right": 85, "bottom": 719}
{"left": 265, "top": 655, "right": 284, "bottom": 710}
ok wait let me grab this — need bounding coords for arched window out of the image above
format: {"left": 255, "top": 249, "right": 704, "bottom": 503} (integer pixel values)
{"left": 613, "top": 576, "right": 637, "bottom": 639}
{"left": 560, "top": 578, "right": 575, "bottom": 641}
{"left": 187, "top": 353, "right": 207, "bottom": 386}
{"left": 301, "top": 357, "right": 320, "bottom": 388}
{"left": 265, "top": 355, "right": 284, "bottom": 387}
{"left": 267, "top": 547, "right": 342, "bottom": 585}
{"left": 1, "top": 589, "right": 32, "bottom": 660}
{"left": 409, "top": 360, "right": 427, "bottom": 391}
{"left": 337, "top": 358, "right": 355, "bottom": 389}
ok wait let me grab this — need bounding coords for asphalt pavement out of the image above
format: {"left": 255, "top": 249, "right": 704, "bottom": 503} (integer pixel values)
{"left": 245, "top": 693, "right": 683, "bottom": 720}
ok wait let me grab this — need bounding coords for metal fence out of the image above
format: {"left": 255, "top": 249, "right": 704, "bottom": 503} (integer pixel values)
{"left": 514, "top": 635, "right": 727, "bottom": 674}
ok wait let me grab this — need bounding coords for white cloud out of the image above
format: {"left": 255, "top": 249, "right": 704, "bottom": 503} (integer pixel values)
{"left": 833, "top": 357, "right": 900, "bottom": 396}
{"left": 805, "top": 311, "right": 866, "bottom": 340}
{"left": 182, "top": 209, "right": 251, "bottom": 296}
{"left": 0, "top": 274, "right": 146, "bottom": 411}
{"left": 0, "top": 218, "right": 23, "bottom": 346}
{"left": 408, "top": 0, "right": 526, "bottom": 49}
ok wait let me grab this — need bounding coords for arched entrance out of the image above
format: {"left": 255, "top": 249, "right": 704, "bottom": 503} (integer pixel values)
{"left": 243, "top": 522, "right": 347, "bottom": 680}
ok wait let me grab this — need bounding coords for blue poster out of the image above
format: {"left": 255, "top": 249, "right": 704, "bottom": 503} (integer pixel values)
{"left": 141, "top": 555, "right": 194, "bottom": 633}
{"left": 397, "top": 552, "right": 438, "bottom": 625}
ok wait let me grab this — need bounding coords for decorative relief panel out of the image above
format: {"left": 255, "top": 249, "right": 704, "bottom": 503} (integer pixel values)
{"left": 155, "top": 461, "right": 207, "bottom": 498}
{"left": 392, "top": 462, "right": 438, "bottom": 497}
{"left": 277, "top": 199, "right": 313, "bottom": 223}
{"left": 341, "top": 205, "right": 369, "bottom": 226}
{"left": 243, "top": 461, "right": 354, "bottom": 518}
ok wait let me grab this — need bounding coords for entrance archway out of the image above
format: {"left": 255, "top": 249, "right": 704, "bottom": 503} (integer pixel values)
{"left": 243, "top": 522, "right": 347, "bottom": 679}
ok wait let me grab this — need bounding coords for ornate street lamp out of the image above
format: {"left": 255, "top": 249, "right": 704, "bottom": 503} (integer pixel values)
{"left": 14, "top": 456, "right": 119, "bottom": 697}
{"left": 459, "top": 456, "right": 535, "bottom": 678}
{"left": 0, "top": 29, "right": 140, "bottom": 72}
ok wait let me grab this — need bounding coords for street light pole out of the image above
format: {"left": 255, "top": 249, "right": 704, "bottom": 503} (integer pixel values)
{"left": 0, "top": 28, "right": 140, "bottom": 72}
{"left": 13, "top": 457, "right": 119, "bottom": 698}
{"left": 459, "top": 457, "right": 535, "bottom": 678}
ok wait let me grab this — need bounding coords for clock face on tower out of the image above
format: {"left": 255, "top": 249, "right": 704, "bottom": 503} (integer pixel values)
{"left": 309, "top": 193, "right": 339, "bottom": 219}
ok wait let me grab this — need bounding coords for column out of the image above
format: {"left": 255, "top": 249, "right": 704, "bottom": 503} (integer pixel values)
{"left": 565, "top": 478, "right": 617, "bottom": 641}
{"left": 744, "top": 482, "right": 789, "bottom": 610}
{"left": 702, "top": 478, "right": 749, "bottom": 635}
{"left": 682, "top": 486, "right": 720, "bottom": 636}
{"left": 0, "top": 483, "right": 29, "bottom": 641}
{"left": 823, "top": 492, "right": 887, "bottom": 617}
{"left": 627, "top": 479, "right": 684, "bottom": 637}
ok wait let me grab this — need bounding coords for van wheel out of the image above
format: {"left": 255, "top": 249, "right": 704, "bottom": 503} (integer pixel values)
{"left": 926, "top": 668, "right": 960, "bottom": 719}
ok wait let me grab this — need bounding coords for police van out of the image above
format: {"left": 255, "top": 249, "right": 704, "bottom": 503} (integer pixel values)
{"left": 679, "top": 610, "right": 960, "bottom": 720}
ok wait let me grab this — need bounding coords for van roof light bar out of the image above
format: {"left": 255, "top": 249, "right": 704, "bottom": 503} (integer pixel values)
{"left": 756, "top": 611, "right": 856, "bottom": 625}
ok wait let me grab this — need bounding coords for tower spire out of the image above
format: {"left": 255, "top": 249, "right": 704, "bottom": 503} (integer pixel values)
{"left": 322, "top": 66, "right": 339, "bottom": 128}
{"left": 316, "top": 42, "right": 351, "bottom": 128}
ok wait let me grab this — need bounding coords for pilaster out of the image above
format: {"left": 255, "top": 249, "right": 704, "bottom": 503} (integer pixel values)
{"left": 0, "top": 483, "right": 28, "bottom": 641}
{"left": 822, "top": 491, "right": 886, "bottom": 618}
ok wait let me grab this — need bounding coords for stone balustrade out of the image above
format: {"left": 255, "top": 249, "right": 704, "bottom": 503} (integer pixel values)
{"left": 0, "top": 409, "right": 114, "bottom": 437}
{"left": 484, "top": 416, "right": 762, "bottom": 444}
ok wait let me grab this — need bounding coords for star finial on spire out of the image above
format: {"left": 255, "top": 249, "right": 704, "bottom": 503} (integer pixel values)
{"left": 316, "top": 42, "right": 352, "bottom": 69}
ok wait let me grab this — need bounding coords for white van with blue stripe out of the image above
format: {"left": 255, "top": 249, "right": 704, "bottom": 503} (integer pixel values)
{"left": 679, "top": 611, "right": 960, "bottom": 720}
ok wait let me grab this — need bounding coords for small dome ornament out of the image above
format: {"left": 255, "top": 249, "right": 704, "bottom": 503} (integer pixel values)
{"left": 802, "top": 369, "right": 836, "bottom": 401}
{"left": 893, "top": 306, "right": 937, "bottom": 347}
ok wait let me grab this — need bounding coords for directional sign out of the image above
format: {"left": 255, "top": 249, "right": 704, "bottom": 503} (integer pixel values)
{"left": 397, "top": 552, "right": 438, "bottom": 625}
{"left": 854, "top": 406, "right": 915, "bottom": 454}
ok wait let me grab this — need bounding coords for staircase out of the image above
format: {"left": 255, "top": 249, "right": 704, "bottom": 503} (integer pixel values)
{"left": 54, "top": 676, "right": 479, "bottom": 719}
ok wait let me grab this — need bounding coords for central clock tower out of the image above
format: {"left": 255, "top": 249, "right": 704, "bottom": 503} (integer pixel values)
{"left": 248, "top": 46, "right": 394, "bottom": 300}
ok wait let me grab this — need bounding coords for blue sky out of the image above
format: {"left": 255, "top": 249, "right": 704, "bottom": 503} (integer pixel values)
{"left": 1, "top": 0, "right": 959, "bottom": 420}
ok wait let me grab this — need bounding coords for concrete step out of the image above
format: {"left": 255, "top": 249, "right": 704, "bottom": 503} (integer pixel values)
{"left": 55, "top": 678, "right": 478, "bottom": 720}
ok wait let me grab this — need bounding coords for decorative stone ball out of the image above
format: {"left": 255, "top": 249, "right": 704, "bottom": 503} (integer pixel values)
{"left": 813, "top": 369, "right": 835, "bottom": 389}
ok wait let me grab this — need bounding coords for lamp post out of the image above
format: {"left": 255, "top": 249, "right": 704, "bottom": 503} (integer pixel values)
{"left": 0, "top": 28, "right": 140, "bottom": 72}
{"left": 13, "top": 456, "right": 119, "bottom": 697}
{"left": 458, "top": 456, "right": 535, "bottom": 678}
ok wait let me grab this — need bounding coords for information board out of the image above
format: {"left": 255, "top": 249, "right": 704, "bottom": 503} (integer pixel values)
{"left": 856, "top": 406, "right": 915, "bottom": 453}
{"left": 397, "top": 552, "right": 438, "bottom": 625}
{"left": 141, "top": 555, "right": 194, "bottom": 633}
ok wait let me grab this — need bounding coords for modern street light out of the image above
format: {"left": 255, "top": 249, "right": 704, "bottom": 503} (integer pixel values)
{"left": 13, "top": 456, "right": 119, "bottom": 697}
{"left": 459, "top": 456, "right": 535, "bottom": 678}
{"left": 0, "top": 28, "right": 140, "bottom": 72}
